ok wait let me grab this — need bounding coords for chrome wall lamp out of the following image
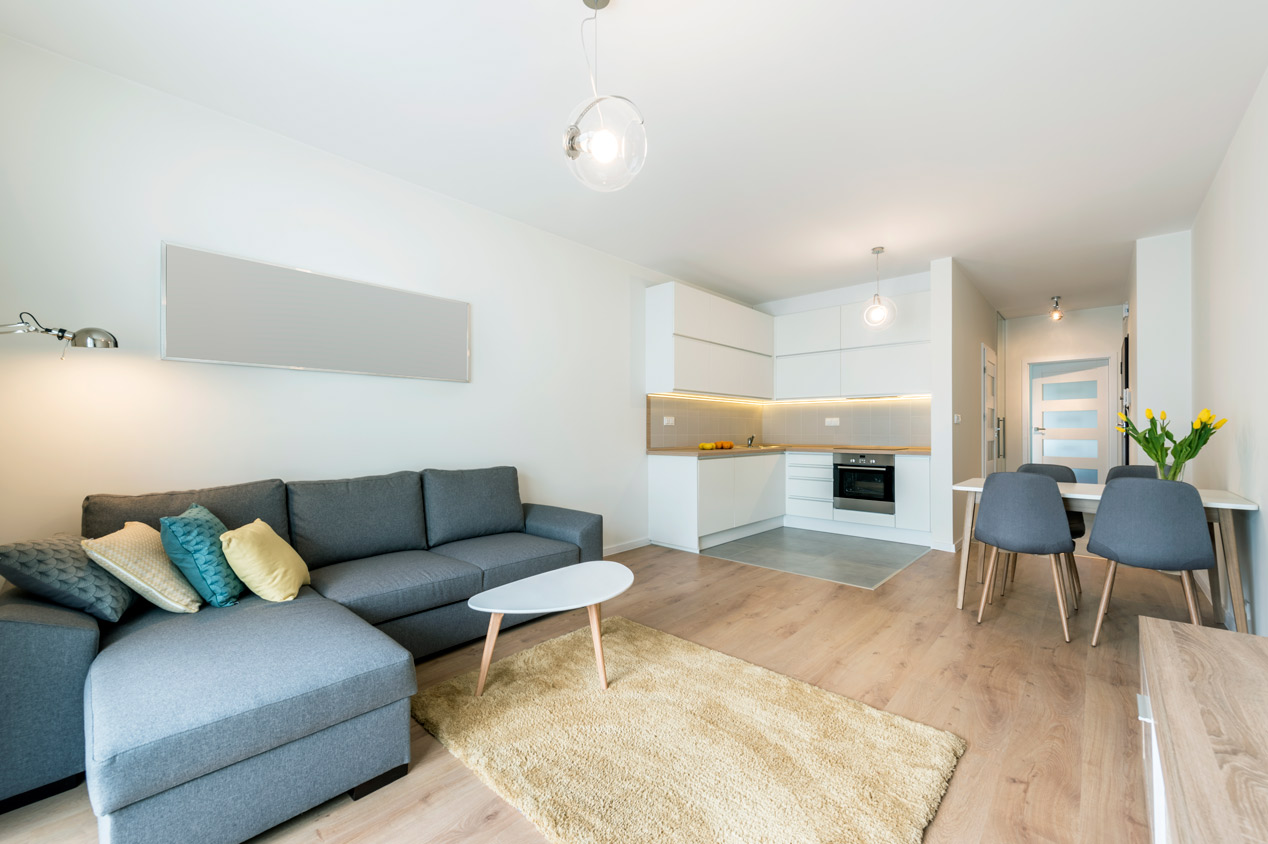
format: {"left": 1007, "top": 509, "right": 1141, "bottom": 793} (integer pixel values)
{"left": 1, "top": 312, "right": 118, "bottom": 354}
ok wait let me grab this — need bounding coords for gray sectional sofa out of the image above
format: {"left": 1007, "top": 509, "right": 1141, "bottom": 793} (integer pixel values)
{"left": 0, "top": 466, "right": 602, "bottom": 844}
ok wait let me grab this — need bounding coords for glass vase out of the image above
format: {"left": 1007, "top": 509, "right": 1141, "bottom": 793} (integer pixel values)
{"left": 1156, "top": 463, "right": 1185, "bottom": 482}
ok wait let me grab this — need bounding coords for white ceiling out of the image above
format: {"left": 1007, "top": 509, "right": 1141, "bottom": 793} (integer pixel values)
{"left": 3, "top": 1, "right": 1266, "bottom": 317}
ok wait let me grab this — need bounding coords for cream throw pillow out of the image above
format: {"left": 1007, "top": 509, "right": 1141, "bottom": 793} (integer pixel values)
{"left": 82, "top": 522, "right": 202, "bottom": 613}
{"left": 220, "top": 519, "right": 310, "bottom": 602}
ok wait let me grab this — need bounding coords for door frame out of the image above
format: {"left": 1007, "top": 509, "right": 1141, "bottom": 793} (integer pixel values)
{"left": 981, "top": 343, "right": 998, "bottom": 476}
{"left": 1020, "top": 350, "right": 1121, "bottom": 469}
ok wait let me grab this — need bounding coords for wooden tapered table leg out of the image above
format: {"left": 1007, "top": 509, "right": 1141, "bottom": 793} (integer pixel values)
{"left": 587, "top": 603, "right": 608, "bottom": 690}
{"left": 957, "top": 493, "right": 977, "bottom": 609}
{"left": 1217, "top": 510, "right": 1249, "bottom": 633}
{"left": 1180, "top": 571, "right": 1202, "bottom": 626}
{"left": 475, "top": 612, "right": 503, "bottom": 697}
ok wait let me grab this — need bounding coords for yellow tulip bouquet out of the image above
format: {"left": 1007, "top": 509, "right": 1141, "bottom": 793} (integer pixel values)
{"left": 1116, "top": 408, "right": 1227, "bottom": 481}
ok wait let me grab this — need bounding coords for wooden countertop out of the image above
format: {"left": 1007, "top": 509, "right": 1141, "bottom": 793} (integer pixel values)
{"left": 1140, "top": 616, "right": 1268, "bottom": 842}
{"left": 647, "top": 444, "right": 932, "bottom": 458}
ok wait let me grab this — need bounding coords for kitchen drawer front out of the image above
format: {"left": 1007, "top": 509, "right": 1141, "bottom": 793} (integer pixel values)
{"left": 786, "top": 497, "right": 834, "bottom": 520}
{"left": 787, "top": 477, "right": 833, "bottom": 499}
{"left": 833, "top": 508, "right": 896, "bottom": 527}
{"left": 786, "top": 463, "right": 833, "bottom": 481}
{"left": 785, "top": 452, "right": 833, "bottom": 468}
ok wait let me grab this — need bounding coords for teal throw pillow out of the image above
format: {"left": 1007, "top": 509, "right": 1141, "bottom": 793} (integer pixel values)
{"left": 160, "top": 504, "right": 244, "bottom": 608}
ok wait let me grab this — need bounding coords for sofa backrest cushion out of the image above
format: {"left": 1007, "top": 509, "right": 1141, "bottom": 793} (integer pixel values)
{"left": 287, "top": 471, "right": 426, "bottom": 569}
{"left": 423, "top": 466, "right": 525, "bottom": 547}
{"left": 81, "top": 479, "right": 290, "bottom": 541}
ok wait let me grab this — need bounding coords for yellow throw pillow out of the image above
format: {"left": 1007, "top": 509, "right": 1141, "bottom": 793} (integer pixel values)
{"left": 220, "top": 520, "right": 310, "bottom": 602}
{"left": 82, "top": 522, "right": 202, "bottom": 613}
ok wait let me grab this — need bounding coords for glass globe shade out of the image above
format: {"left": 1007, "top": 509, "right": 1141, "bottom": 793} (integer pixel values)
{"left": 563, "top": 95, "right": 647, "bottom": 192}
{"left": 862, "top": 294, "right": 898, "bottom": 329}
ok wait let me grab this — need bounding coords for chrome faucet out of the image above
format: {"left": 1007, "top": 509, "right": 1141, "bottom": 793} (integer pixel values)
{"left": 747, "top": 436, "right": 755, "bottom": 447}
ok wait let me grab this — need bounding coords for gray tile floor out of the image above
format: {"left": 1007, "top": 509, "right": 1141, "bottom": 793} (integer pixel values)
{"left": 701, "top": 527, "right": 931, "bottom": 590}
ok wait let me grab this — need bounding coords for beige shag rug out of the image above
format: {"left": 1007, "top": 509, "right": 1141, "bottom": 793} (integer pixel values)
{"left": 412, "top": 618, "right": 965, "bottom": 844}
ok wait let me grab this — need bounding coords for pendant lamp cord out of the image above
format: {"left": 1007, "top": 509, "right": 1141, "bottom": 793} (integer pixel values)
{"left": 581, "top": 6, "right": 599, "bottom": 98}
{"left": 875, "top": 250, "right": 881, "bottom": 296}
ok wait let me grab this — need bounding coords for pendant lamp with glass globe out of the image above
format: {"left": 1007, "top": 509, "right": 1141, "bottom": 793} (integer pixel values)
{"left": 863, "top": 247, "right": 897, "bottom": 329}
{"left": 562, "top": 0, "right": 647, "bottom": 192}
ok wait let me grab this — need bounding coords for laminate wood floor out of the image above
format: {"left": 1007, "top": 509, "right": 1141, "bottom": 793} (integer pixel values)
{"left": 1, "top": 542, "right": 1192, "bottom": 844}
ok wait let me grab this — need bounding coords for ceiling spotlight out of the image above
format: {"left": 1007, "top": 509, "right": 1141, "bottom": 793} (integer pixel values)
{"left": 863, "top": 247, "right": 897, "bottom": 328}
{"left": 1050, "top": 296, "right": 1064, "bottom": 321}
{"left": 562, "top": 0, "right": 647, "bottom": 192}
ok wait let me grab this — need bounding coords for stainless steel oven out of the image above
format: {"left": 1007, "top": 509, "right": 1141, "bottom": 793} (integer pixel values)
{"left": 833, "top": 453, "right": 896, "bottom": 514}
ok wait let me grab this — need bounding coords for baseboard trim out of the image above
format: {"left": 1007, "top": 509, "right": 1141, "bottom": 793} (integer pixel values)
{"left": 0, "top": 772, "right": 85, "bottom": 815}
{"left": 604, "top": 538, "right": 650, "bottom": 556}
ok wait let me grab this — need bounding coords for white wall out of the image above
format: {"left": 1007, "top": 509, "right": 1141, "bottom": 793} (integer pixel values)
{"left": 1191, "top": 66, "right": 1268, "bottom": 634}
{"left": 1132, "top": 231, "right": 1193, "bottom": 436}
{"left": 755, "top": 271, "right": 931, "bottom": 316}
{"left": 1001, "top": 305, "right": 1126, "bottom": 467}
{"left": 0, "top": 36, "right": 674, "bottom": 552}
{"left": 949, "top": 261, "right": 999, "bottom": 548}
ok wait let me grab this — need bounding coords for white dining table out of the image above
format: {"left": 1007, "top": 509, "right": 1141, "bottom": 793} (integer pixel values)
{"left": 951, "top": 478, "right": 1259, "bottom": 632}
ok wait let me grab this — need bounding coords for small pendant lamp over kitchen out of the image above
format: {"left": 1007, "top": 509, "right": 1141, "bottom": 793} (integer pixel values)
{"left": 863, "top": 247, "right": 897, "bottom": 329}
{"left": 1049, "top": 296, "right": 1064, "bottom": 321}
{"left": 562, "top": 0, "right": 647, "bottom": 191}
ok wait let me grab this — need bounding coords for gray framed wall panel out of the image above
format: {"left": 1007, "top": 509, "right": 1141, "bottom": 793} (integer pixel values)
{"left": 161, "top": 244, "right": 470, "bottom": 381}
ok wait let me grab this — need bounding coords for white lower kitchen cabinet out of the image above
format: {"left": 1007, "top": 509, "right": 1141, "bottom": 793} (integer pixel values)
{"left": 894, "top": 455, "right": 931, "bottom": 531}
{"left": 648, "top": 454, "right": 786, "bottom": 551}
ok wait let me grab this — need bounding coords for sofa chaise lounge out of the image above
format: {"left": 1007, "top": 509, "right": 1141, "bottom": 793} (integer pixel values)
{"left": 0, "top": 466, "right": 602, "bottom": 844}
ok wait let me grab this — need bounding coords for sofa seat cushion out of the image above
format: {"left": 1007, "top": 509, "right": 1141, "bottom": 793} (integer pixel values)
{"left": 85, "top": 587, "right": 415, "bottom": 816}
{"left": 431, "top": 533, "right": 579, "bottom": 590}
{"left": 308, "top": 550, "right": 482, "bottom": 624}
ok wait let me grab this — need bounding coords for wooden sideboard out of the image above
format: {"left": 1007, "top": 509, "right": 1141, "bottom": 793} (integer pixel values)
{"left": 1138, "top": 616, "right": 1268, "bottom": 842}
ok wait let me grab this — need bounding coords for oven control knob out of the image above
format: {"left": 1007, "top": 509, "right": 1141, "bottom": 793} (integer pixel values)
{"left": 849, "top": 458, "right": 856, "bottom": 463}
{"left": 870, "top": 459, "right": 877, "bottom": 464}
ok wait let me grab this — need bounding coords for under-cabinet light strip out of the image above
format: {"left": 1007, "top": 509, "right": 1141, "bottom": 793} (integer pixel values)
{"left": 647, "top": 392, "right": 931, "bottom": 406}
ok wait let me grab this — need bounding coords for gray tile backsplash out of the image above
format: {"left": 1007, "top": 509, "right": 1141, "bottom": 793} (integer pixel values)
{"left": 647, "top": 395, "right": 932, "bottom": 448}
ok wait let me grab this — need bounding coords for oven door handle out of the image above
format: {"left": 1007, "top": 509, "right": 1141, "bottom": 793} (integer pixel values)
{"left": 837, "top": 466, "right": 890, "bottom": 472}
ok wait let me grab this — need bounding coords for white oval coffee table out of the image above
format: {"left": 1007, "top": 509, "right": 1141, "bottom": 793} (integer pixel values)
{"left": 467, "top": 560, "right": 634, "bottom": 696}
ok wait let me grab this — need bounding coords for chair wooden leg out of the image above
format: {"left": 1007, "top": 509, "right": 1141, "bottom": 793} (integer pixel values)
{"left": 1055, "top": 554, "right": 1072, "bottom": 617}
{"left": 978, "top": 546, "right": 1000, "bottom": 623}
{"left": 977, "top": 535, "right": 987, "bottom": 584}
{"left": 1180, "top": 571, "right": 1202, "bottom": 627}
{"left": 1049, "top": 554, "right": 1072, "bottom": 642}
{"left": 1067, "top": 552, "right": 1082, "bottom": 595}
{"left": 997, "top": 552, "right": 1009, "bottom": 598}
{"left": 1091, "top": 561, "right": 1119, "bottom": 647}
{"left": 1008, "top": 552, "right": 1018, "bottom": 582}
{"left": 1065, "top": 554, "right": 1079, "bottom": 612}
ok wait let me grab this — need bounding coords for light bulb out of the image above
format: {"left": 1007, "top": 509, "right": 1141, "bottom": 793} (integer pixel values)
{"left": 864, "top": 296, "right": 889, "bottom": 326}
{"left": 588, "top": 129, "right": 618, "bottom": 163}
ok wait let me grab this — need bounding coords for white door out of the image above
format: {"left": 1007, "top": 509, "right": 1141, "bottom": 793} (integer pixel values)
{"left": 982, "top": 345, "right": 998, "bottom": 476}
{"left": 1030, "top": 363, "right": 1111, "bottom": 484}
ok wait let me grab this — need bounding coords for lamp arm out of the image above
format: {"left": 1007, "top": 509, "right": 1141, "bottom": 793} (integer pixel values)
{"left": 0, "top": 321, "right": 36, "bottom": 335}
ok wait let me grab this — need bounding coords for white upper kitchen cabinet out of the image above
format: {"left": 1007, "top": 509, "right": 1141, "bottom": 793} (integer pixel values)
{"left": 774, "top": 350, "right": 841, "bottom": 399}
{"left": 840, "top": 290, "right": 931, "bottom": 349}
{"left": 839, "top": 343, "right": 931, "bottom": 396}
{"left": 646, "top": 282, "right": 774, "bottom": 399}
{"left": 774, "top": 307, "right": 841, "bottom": 356}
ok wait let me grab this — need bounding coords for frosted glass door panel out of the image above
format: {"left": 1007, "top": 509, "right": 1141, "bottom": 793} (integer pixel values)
{"left": 1073, "top": 468, "right": 1099, "bottom": 484}
{"left": 1042, "top": 380, "right": 1097, "bottom": 400}
{"left": 1043, "top": 410, "right": 1098, "bottom": 429}
{"left": 1043, "top": 439, "right": 1098, "bottom": 459}
{"left": 163, "top": 245, "right": 470, "bottom": 381}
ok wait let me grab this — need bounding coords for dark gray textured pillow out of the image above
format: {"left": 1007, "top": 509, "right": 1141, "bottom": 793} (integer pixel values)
{"left": 287, "top": 471, "right": 427, "bottom": 569}
{"left": 423, "top": 467, "right": 525, "bottom": 547}
{"left": 0, "top": 533, "right": 134, "bottom": 622}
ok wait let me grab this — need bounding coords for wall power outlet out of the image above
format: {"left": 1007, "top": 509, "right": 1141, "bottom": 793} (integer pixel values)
{"left": 825, "top": 417, "right": 840, "bottom": 427}
{"left": 663, "top": 416, "right": 675, "bottom": 426}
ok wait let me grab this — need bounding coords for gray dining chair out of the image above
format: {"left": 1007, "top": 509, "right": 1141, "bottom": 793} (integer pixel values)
{"left": 973, "top": 472, "right": 1078, "bottom": 642}
{"left": 1087, "top": 478, "right": 1216, "bottom": 646}
{"left": 1014, "top": 463, "right": 1084, "bottom": 605}
{"left": 1105, "top": 464, "right": 1158, "bottom": 482}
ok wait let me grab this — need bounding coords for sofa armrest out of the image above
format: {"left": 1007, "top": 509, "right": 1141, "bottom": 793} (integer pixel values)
{"left": 0, "top": 590, "right": 100, "bottom": 802}
{"left": 523, "top": 504, "right": 603, "bottom": 563}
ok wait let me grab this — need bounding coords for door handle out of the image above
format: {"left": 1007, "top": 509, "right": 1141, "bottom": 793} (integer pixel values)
{"left": 1033, "top": 427, "right": 1046, "bottom": 432}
